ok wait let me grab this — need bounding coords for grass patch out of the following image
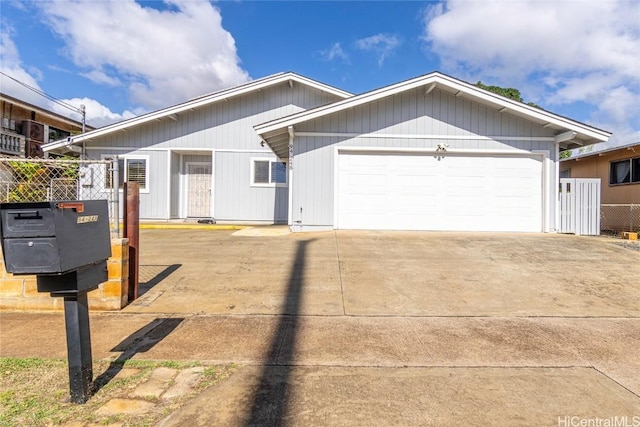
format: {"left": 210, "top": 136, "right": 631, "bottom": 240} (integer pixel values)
{"left": 0, "top": 357, "right": 237, "bottom": 427}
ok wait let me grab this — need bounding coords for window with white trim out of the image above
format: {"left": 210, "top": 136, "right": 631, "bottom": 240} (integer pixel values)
{"left": 609, "top": 157, "right": 640, "bottom": 185}
{"left": 251, "top": 159, "right": 287, "bottom": 186}
{"left": 103, "top": 156, "right": 149, "bottom": 191}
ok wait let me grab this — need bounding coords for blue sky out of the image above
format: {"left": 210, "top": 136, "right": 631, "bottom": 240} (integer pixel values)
{"left": 1, "top": 0, "right": 639, "bottom": 146}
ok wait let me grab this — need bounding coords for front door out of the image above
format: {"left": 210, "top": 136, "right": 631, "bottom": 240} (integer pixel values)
{"left": 187, "top": 163, "right": 211, "bottom": 217}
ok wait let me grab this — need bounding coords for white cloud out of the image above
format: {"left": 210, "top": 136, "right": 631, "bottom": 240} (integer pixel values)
{"left": 1, "top": 27, "right": 136, "bottom": 128}
{"left": 423, "top": 0, "right": 640, "bottom": 143}
{"left": 0, "top": 26, "right": 45, "bottom": 107}
{"left": 321, "top": 42, "right": 349, "bottom": 62}
{"left": 81, "top": 70, "right": 122, "bottom": 87}
{"left": 51, "top": 98, "right": 137, "bottom": 128}
{"left": 39, "top": 0, "right": 250, "bottom": 110}
{"left": 355, "top": 33, "right": 401, "bottom": 66}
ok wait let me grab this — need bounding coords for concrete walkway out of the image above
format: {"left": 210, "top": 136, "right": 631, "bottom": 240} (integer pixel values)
{"left": 1, "top": 230, "right": 639, "bottom": 425}
{"left": 2, "top": 312, "right": 639, "bottom": 426}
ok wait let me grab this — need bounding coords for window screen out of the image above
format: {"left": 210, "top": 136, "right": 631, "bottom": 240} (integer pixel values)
{"left": 254, "top": 160, "right": 270, "bottom": 184}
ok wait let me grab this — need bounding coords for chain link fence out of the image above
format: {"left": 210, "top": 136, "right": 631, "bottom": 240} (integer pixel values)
{"left": 0, "top": 156, "right": 120, "bottom": 235}
{"left": 601, "top": 204, "right": 639, "bottom": 235}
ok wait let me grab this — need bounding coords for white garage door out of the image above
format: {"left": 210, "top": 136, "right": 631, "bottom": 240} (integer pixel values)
{"left": 337, "top": 152, "right": 543, "bottom": 232}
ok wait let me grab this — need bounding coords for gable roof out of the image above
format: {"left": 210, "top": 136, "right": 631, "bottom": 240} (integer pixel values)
{"left": 561, "top": 141, "right": 640, "bottom": 162}
{"left": 43, "top": 72, "right": 352, "bottom": 153}
{"left": 255, "top": 71, "right": 611, "bottom": 158}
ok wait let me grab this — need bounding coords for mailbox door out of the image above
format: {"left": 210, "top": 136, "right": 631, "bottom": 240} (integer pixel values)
{"left": 0, "top": 204, "right": 55, "bottom": 238}
{"left": 2, "top": 238, "right": 61, "bottom": 274}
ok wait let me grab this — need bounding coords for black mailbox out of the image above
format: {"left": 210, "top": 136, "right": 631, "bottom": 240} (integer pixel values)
{"left": 0, "top": 199, "right": 112, "bottom": 404}
{"left": 0, "top": 200, "right": 111, "bottom": 294}
{"left": 1, "top": 200, "right": 111, "bottom": 274}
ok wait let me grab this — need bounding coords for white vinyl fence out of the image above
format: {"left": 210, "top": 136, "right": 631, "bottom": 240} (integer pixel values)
{"left": 559, "top": 178, "right": 601, "bottom": 235}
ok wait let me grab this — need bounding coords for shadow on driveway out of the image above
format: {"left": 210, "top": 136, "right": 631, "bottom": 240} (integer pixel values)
{"left": 92, "top": 317, "right": 184, "bottom": 393}
{"left": 245, "top": 239, "right": 314, "bottom": 426}
{"left": 138, "top": 264, "right": 181, "bottom": 296}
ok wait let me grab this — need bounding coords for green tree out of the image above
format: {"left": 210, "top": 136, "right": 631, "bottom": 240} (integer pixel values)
{"left": 6, "top": 161, "right": 48, "bottom": 202}
{"left": 559, "top": 150, "right": 572, "bottom": 159}
{"left": 475, "top": 81, "right": 542, "bottom": 109}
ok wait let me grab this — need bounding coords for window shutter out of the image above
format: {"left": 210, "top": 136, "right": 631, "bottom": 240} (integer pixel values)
{"left": 127, "top": 159, "right": 146, "bottom": 189}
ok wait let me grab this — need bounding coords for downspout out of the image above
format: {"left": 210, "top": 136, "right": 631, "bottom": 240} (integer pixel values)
{"left": 555, "top": 141, "right": 560, "bottom": 232}
{"left": 287, "top": 126, "right": 295, "bottom": 230}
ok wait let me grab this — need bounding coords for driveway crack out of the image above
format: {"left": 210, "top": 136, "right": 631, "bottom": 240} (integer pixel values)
{"left": 403, "top": 318, "right": 433, "bottom": 358}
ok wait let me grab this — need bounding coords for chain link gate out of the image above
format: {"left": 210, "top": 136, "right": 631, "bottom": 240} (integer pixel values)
{"left": 0, "top": 157, "right": 120, "bottom": 236}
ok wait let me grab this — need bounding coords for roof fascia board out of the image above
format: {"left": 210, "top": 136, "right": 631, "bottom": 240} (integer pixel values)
{"left": 561, "top": 141, "right": 640, "bottom": 162}
{"left": 286, "top": 74, "right": 352, "bottom": 98}
{"left": 45, "top": 72, "right": 352, "bottom": 150}
{"left": 255, "top": 72, "right": 610, "bottom": 142}
{"left": 440, "top": 74, "right": 610, "bottom": 140}
{"left": 255, "top": 73, "right": 444, "bottom": 135}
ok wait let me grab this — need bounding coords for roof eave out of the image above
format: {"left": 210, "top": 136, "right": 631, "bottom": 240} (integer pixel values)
{"left": 560, "top": 141, "right": 640, "bottom": 162}
{"left": 255, "top": 72, "right": 611, "bottom": 148}
{"left": 43, "top": 72, "right": 352, "bottom": 152}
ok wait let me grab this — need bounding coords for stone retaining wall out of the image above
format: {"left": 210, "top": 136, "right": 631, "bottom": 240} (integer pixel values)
{"left": 0, "top": 238, "right": 129, "bottom": 311}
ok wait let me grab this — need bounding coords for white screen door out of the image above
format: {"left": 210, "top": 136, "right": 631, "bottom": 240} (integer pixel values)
{"left": 187, "top": 163, "right": 211, "bottom": 217}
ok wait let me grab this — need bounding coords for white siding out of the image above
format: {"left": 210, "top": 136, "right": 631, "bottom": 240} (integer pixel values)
{"left": 170, "top": 152, "right": 181, "bottom": 218}
{"left": 85, "top": 82, "right": 341, "bottom": 220}
{"left": 292, "top": 88, "right": 559, "bottom": 230}
{"left": 214, "top": 151, "right": 287, "bottom": 222}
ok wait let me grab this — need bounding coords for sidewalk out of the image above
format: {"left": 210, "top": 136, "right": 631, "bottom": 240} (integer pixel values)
{"left": 1, "top": 311, "right": 639, "bottom": 426}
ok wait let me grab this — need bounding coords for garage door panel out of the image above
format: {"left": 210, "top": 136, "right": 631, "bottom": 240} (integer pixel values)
{"left": 346, "top": 173, "right": 387, "bottom": 187}
{"left": 337, "top": 152, "right": 542, "bottom": 232}
{"left": 394, "top": 174, "right": 438, "bottom": 187}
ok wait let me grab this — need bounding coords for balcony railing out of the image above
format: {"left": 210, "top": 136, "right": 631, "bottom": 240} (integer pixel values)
{"left": 0, "top": 129, "right": 25, "bottom": 156}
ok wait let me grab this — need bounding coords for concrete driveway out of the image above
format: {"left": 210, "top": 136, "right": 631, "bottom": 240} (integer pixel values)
{"left": 2, "top": 229, "right": 639, "bottom": 425}
{"left": 130, "top": 229, "right": 640, "bottom": 317}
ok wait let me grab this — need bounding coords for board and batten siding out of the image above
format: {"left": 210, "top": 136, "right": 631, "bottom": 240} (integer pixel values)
{"left": 214, "top": 151, "right": 287, "bottom": 222}
{"left": 86, "top": 83, "right": 339, "bottom": 151}
{"left": 84, "top": 82, "right": 340, "bottom": 221}
{"left": 86, "top": 148, "right": 169, "bottom": 219}
{"left": 291, "top": 88, "right": 559, "bottom": 229}
{"left": 170, "top": 151, "right": 181, "bottom": 218}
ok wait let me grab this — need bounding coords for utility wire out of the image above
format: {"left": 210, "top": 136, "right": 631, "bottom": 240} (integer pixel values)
{"left": 0, "top": 70, "right": 82, "bottom": 113}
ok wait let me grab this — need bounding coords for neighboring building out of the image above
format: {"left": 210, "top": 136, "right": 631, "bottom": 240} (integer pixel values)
{"left": 44, "top": 73, "right": 352, "bottom": 223}
{"left": 560, "top": 141, "right": 640, "bottom": 232}
{"left": 560, "top": 142, "right": 640, "bottom": 204}
{"left": 1, "top": 93, "right": 92, "bottom": 157}
{"left": 45, "top": 71, "right": 610, "bottom": 232}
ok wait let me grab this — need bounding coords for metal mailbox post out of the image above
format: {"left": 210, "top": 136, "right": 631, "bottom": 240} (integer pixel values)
{"left": 0, "top": 200, "right": 111, "bottom": 404}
